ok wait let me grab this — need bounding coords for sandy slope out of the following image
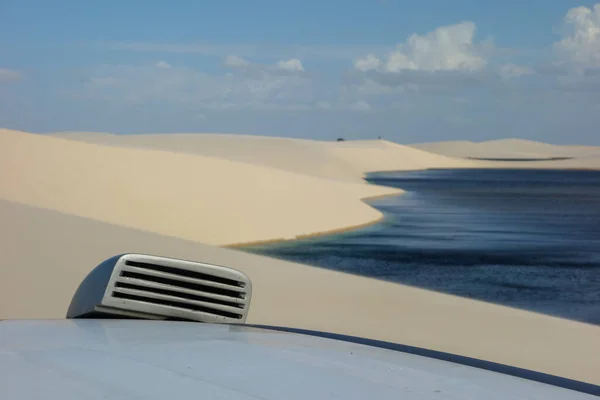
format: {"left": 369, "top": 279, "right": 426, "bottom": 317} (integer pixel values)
{"left": 326, "top": 139, "right": 478, "bottom": 172}
{"left": 52, "top": 131, "right": 479, "bottom": 181}
{"left": 411, "top": 139, "right": 600, "bottom": 169}
{"left": 53, "top": 132, "right": 366, "bottom": 182}
{"left": 2, "top": 130, "right": 405, "bottom": 246}
{"left": 1, "top": 199, "right": 599, "bottom": 385}
{"left": 2, "top": 129, "right": 482, "bottom": 246}
{"left": 412, "top": 139, "right": 575, "bottom": 159}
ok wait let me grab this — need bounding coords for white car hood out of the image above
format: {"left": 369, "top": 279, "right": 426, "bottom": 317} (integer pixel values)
{"left": 0, "top": 320, "right": 594, "bottom": 399}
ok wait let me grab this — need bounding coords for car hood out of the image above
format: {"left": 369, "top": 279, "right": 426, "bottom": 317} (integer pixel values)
{"left": 0, "top": 319, "right": 593, "bottom": 399}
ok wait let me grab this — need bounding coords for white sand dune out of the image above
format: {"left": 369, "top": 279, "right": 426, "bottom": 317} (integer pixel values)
{"left": 325, "top": 139, "right": 477, "bottom": 172}
{"left": 53, "top": 132, "right": 367, "bottom": 182}
{"left": 2, "top": 199, "right": 599, "bottom": 385}
{"left": 1, "top": 129, "right": 480, "bottom": 247}
{"left": 52, "top": 131, "right": 478, "bottom": 182}
{"left": 411, "top": 138, "right": 600, "bottom": 169}
{"left": 2, "top": 129, "right": 407, "bottom": 246}
{"left": 412, "top": 139, "right": 572, "bottom": 159}
{"left": 2, "top": 128, "right": 600, "bottom": 385}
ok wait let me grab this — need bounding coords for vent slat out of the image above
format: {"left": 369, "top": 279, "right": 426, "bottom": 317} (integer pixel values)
{"left": 115, "top": 279, "right": 246, "bottom": 308}
{"left": 112, "top": 287, "right": 244, "bottom": 318}
{"left": 120, "top": 271, "right": 243, "bottom": 299}
{"left": 124, "top": 260, "right": 244, "bottom": 287}
{"left": 121, "top": 265, "right": 246, "bottom": 295}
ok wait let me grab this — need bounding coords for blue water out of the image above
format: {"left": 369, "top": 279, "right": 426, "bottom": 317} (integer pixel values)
{"left": 244, "top": 169, "right": 600, "bottom": 325}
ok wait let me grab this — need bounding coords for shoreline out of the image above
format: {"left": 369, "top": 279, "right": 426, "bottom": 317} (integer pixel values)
{"left": 227, "top": 190, "right": 402, "bottom": 248}
{"left": 227, "top": 214, "right": 386, "bottom": 249}
{"left": 234, "top": 166, "right": 600, "bottom": 249}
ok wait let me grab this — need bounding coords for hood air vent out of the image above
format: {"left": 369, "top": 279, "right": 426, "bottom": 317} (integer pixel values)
{"left": 67, "top": 254, "right": 252, "bottom": 323}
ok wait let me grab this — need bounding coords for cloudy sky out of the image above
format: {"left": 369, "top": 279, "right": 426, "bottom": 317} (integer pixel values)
{"left": 1, "top": 0, "right": 599, "bottom": 144}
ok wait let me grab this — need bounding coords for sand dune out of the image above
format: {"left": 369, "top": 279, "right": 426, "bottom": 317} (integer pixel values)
{"left": 2, "top": 199, "right": 599, "bottom": 385}
{"left": 325, "top": 139, "right": 478, "bottom": 172}
{"left": 1, "top": 129, "right": 480, "bottom": 246}
{"left": 412, "top": 138, "right": 600, "bottom": 163}
{"left": 2, "top": 129, "right": 406, "bottom": 246}
{"left": 52, "top": 132, "right": 367, "bottom": 182}
{"left": 3, "top": 128, "right": 600, "bottom": 385}
{"left": 52, "top": 131, "right": 479, "bottom": 181}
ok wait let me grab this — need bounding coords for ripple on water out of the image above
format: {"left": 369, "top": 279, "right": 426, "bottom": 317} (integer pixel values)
{"left": 244, "top": 169, "right": 600, "bottom": 325}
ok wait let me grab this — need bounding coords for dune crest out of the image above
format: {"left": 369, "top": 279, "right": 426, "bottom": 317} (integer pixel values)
{"left": 51, "top": 131, "right": 482, "bottom": 180}
{"left": 52, "top": 131, "right": 366, "bottom": 182}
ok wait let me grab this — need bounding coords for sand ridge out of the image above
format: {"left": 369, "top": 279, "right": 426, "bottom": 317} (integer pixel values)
{"left": 52, "top": 131, "right": 367, "bottom": 182}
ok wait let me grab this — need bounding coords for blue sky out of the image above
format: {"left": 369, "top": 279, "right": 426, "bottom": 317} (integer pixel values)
{"left": 1, "top": 0, "right": 599, "bottom": 144}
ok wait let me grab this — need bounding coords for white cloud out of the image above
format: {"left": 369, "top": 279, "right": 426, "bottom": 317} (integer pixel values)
{"left": 499, "top": 64, "right": 534, "bottom": 79}
{"left": 275, "top": 58, "right": 304, "bottom": 72}
{"left": 355, "top": 55, "right": 382, "bottom": 72}
{"left": 354, "top": 22, "right": 487, "bottom": 73}
{"left": 104, "top": 40, "right": 389, "bottom": 61}
{"left": 0, "top": 68, "right": 21, "bottom": 82}
{"left": 155, "top": 60, "right": 172, "bottom": 69}
{"left": 224, "top": 55, "right": 305, "bottom": 74}
{"left": 555, "top": 3, "right": 600, "bottom": 71}
{"left": 339, "top": 78, "right": 394, "bottom": 103}
{"left": 360, "top": 70, "right": 489, "bottom": 91}
{"left": 224, "top": 54, "right": 250, "bottom": 68}
{"left": 74, "top": 62, "right": 319, "bottom": 111}
{"left": 73, "top": 61, "right": 383, "bottom": 115}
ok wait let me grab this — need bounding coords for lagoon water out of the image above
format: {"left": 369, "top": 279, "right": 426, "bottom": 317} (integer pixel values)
{"left": 245, "top": 169, "right": 600, "bottom": 324}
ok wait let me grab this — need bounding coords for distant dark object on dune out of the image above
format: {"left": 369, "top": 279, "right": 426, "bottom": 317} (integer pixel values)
{"left": 337, "top": 137, "right": 345, "bottom": 142}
